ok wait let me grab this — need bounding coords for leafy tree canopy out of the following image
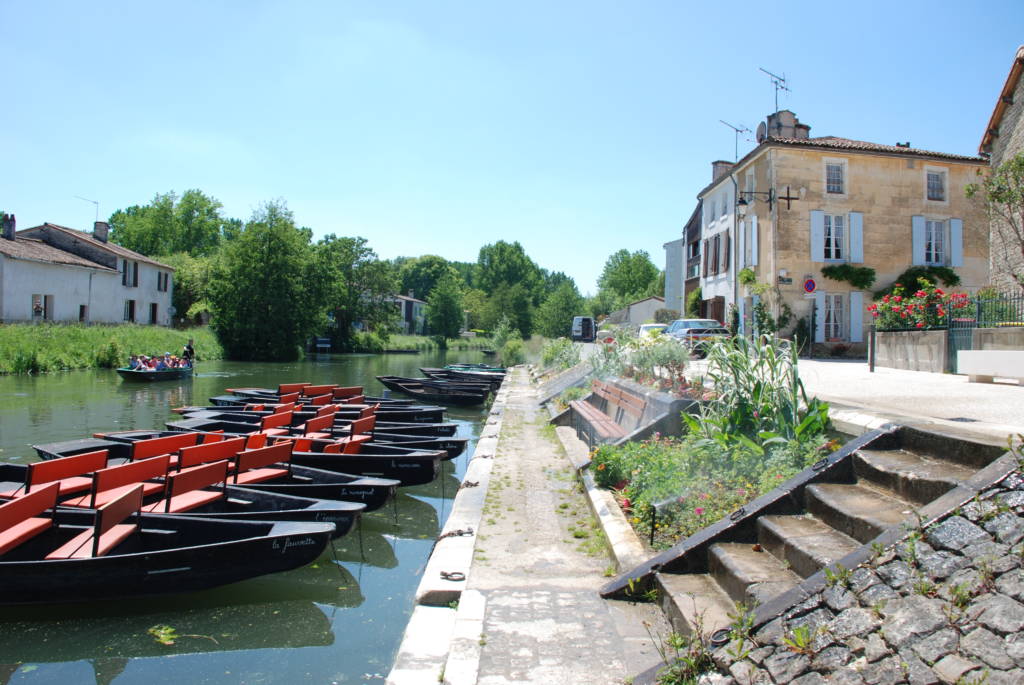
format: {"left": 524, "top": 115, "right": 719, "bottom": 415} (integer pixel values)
{"left": 598, "top": 249, "right": 660, "bottom": 299}
{"left": 109, "top": 189, "right": 235, "bottom": 257}
{"left": 967, "top": 151, "right": 1024, "bottom": 291}
{"left": 485, "top": 283, "right": 533, "bottom": 338}
{"left": 399, "top": 255, "right": 459, "bottom": 301}
{"left": 426, "top": 273, "right": 464, "bottom": 346}
{"left": 476, "top": 241, "right": 542, "bottom": 300}
{"left": 535, "top": 281, "right": 585, "bottom": 338}
{"left": 317, "top": 234, "right": 399, "bottom": 344}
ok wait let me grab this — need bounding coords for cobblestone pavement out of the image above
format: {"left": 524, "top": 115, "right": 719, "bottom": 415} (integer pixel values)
{"left": 468, "top": 367, "right": 666, "bottom": 684}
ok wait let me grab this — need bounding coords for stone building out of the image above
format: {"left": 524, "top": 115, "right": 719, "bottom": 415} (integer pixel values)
{"left": 0, "top": 216, "right": 174, "bottom": 325}
{"left": 697, "top": 111, "right": 989, "bottom": 352}
{"left": 979, "top": 45, "right": 1024, "bottom": 293}
{"left": 663, "top": 201, "right": 703, "bottom": 318}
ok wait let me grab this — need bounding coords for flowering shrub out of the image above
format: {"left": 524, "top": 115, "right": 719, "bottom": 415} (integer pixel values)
{"left": 867, "top": 277, "right": 970, "bottom": 329}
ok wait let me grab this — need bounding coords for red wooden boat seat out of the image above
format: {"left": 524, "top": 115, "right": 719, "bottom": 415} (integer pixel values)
{"left": 177, "top": 437, "right": 247, "bottom": 471}
{"left": 306, "top": 394, "right": 331, "bottom": 406}
{"left": 349, "top": 416, "right": 376, "bottom": 436}
{"left": 245, "top": 403, "right": 265, "bottom": 411}
{"left": 0, "top": 450, "right": 109, "bottom": 499}
{"left": 131, "top": 433, "right": 201, "bottom": 462}
{"left": 359, "top": 404, "right": 380, "bottom": 419}
{"left": 277, "top": 382, "right": 310, "bottom": 395}
{"left": 315, "top": 403, "right": 340, "bottom": 418}
{"left": 260, "top": 410, "right": 293, "bottom": 437}
{"left": 232, "top": 443, "right": 292, "bottom": 485}
{"left": 340, "top": 395, "right": 365, "bottom": 404}
{"left": 144, "top": 460, "right": 228, "bottom": 514}
{"left": 246, "top": 434, "right": 268, "bottom": 449}
{"left": 63, "top": 455, "right": 171, "bottom": 509}
{"left": 297, "top": 414, "right": 335, "bottom": 440}
{"left": 0, "top": 483, "right": 59, "bottom": 555}
{"left": 278, "top": 392, "right": 301, "bottom": 404}
{"left": 332, "top": 386, "right": 363, "bottom": 399}
{"left": 301, "top": 384, "right": 336, "bottom": 397}
{"left": 46, "top": 484, "right": 143, "bottom": 560}
{"left": 322, "top": 435, "right": 370, "bottom": 453}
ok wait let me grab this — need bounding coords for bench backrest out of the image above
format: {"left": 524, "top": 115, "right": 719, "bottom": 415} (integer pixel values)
{"left": 349, "top": 415, "right": 376, "bottom": 436}
{"left": 301, "top": 384, "right": 336, "bottom": 397}
{"left": 278, "top": 392, "right": 300, "bottom": 404}
{"left": 315, "top": 403, "right": 340, "bottom": 417}
{"left": 332, "top": 386, "right": 363, "bottom": 399}
{"left": 277, "top": 382, "right": 309, "bottom": 395}
{"left": 246, "top": 433, "right": 267, "bottom": 449}
{"left": 302, "top": 414, "right": 334, "bottom": 435}
{"left": 91, "top": 455, "right": 172, "bottom": 505}
{"left": 592, "top": 380, "right": 647, "bottom": 420}
{"left": 162, "top": 460, "right": 228, "bottom": 512}
{"left": 0, "top": 482, "right": 58, "bottom": 534}
{"left": 307, "top": 394, "right": 332, "bottom": 406}
{"left": 272, "top": 402, "right": 296, "bottom": 415}
{"left": 178, "top": 437, "right": 247, "bottom": 470}
{"left": 132, "top": 433, "right": 200, "bottom": 461}
{"left": 234, "top": 443, "right": 292, "bottom": 480}
{"left": 359, "top": 403, "right": 380, "bottom": 419}
{"left": 92, "top": 484, "right": 143, "bottom": 556}
{"left": 260, "top": 411, "right": 293, "bottom": 431}
{"left": 26, "top": 450, "right": 108, "bottom": 492}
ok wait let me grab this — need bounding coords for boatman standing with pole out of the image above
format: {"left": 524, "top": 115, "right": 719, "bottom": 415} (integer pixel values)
{"left": 182, "top": 339, "right": 195, "bottom": 367}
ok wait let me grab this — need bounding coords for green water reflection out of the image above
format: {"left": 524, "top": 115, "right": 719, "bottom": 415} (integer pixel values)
{"left": 0, "top": 351, "right": 487, "bottom": 684}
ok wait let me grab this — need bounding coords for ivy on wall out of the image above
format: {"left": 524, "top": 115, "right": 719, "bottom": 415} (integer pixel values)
{"left": 821, "top": 264, "right": 877, "bottom": 291}
{"left": 872, "top": 266, "right": 959, "bottom": 300}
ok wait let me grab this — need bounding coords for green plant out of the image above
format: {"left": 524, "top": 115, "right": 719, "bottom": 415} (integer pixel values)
{"left": 949, "top": 582, "right": 974, "bottom": 610}
{"left": 873, "top": 266, "right": 960, "bottom": 300}
{"left": 540, "top": 337, "right": 581, "bottom": 370}
{"left": 685, "top": 286, "right": 702, "bottom": 318}
{"left": 821, "top": 264, "right": 877, "bottom": 290}
{"left": 644, "top": 619, "right": 715, "bottom": 685}
{"left": 824, "top": 564, "right": 851, "bottom": 588}
{"left": 782, "top": 625, "right": 816, "bottom": 655}
{"left": 499, "top": 336, "right": 525, "bottom": 365}
{"left": 869, "top": 277, "right": 971, "bottom": 329}
{"left": 738, "top": 267, "right": 757, "bottom": 286}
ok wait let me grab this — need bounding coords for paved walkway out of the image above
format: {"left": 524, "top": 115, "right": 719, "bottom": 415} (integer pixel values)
{"left": 464, "top": 367, "right": 665, "bottom": 684}
{"left": 795, "top": 359, "right": 1024, "bottom": 442}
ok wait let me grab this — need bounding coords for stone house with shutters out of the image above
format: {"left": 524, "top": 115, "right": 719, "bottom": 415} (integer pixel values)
{"left": 0, "top": 216, "right": 174, "bottom": 325}
{"left": 978, "top": 45, "right": 1024, "bottom": 292}
{"left": 697, "top": 110, "right": 989, "bottom": 352}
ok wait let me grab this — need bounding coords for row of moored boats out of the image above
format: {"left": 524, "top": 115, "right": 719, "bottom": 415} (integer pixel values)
{"left": 0, "top": 368, "right": 505, "bottom": 605}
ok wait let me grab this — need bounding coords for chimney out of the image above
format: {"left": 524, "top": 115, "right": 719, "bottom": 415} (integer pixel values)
{"left": 711, "top": 160, "right": 734, "bottom": 183}
{"left": 766, "top": 110, "right": 811, "bottom": 139}
{"left": 1, "top": 213, "right": 14, "bottom": 241}
{"left": 93, "top": 221, "right": 109, "bottom": 243}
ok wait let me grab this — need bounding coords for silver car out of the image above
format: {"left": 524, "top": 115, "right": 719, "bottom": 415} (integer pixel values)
{"left": 664, "top": 318, "right": 730, "bottom": 355}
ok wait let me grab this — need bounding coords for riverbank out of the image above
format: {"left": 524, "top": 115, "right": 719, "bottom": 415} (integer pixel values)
{"left": 0, "top": 323, "right": 222, "bottom": 373}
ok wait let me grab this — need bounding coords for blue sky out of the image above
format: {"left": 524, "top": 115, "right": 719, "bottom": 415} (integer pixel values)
{"left": 3, "top": 1, "right": 1022, "bottom": 294}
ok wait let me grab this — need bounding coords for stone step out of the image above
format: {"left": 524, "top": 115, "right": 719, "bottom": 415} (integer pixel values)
{"left": 757, "top": 514, "right": 862, "bottom": 579}
{"left": 655, "top": 572, "right": 736, "bottom": 637}
{"left": 805, "top": 482, "right": 916, "bottom": 544}
{"left": 853, "top": 448, "right": 975, "bottom": 505}
{"left": 708, "top": 542, "right": 803, "bottom": 607}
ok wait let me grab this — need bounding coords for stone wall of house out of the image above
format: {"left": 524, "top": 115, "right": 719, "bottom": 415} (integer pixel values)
{"left": 989, "top": 63, "right": 1024, "bottom": 294}
{"left": 874, "top": 330, "right": 948, "bottom": 373}
{"left": 705, "top": 469, "right": 1024, "bottom": 685}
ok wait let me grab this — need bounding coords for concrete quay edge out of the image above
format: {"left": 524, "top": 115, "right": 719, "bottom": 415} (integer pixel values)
{"left": 386, "top": 382, "right": 511, "bottom": 685}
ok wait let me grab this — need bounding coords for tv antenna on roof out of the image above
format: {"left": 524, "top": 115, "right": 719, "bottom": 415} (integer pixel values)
{"left": 759, "top": 67, "right": 790, "bottom": 115}
{"left": 74, "top": 195, "right": 99, "bottom": 223}
{"left": 719, "top": 120, "right": 751, "bottom": 162}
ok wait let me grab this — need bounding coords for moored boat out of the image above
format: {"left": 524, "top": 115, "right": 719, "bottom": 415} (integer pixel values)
{"left": 374, "top": 376, "right": 489, "bottom": 406}
{"left": 116, "top": 366, "right": 193, "bottom": 382}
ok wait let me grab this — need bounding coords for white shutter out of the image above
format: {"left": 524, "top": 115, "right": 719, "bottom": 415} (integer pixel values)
{"left": 814, "top": 291, "right": 825, "bottom": 342}
{"left": 739, "top": 219, "right": 747, "bottom": 268}
{"left": 849, "top": 291, "right": 863, "bottom": 343}
{"left": 751, "top": 214, "right": 758, "bottom": 266}
{"left": 848, "top": 212, "right": 864, "bottom": 263}
{"left": 810, "top": 210, "right": 825, "bottom": 262}
{"left": 911, "top": 215, "right": 926, "bottom": 266}
{"left": 950, "top": 218, "right": 964, "bottom": 267}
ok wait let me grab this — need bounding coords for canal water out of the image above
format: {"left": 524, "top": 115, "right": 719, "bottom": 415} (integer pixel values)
{"left": 0, "top": 351, "right": 490, "bottom": 684}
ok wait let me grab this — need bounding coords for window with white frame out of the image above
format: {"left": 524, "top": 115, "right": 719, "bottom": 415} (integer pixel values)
{"left": 824, "top": 294, "right": 844, "bottom": 340}
{"left": 688, "top": 241, "right": 700, "bottom": 258}
{"left": 925, "top": 219, "right": 945, "bottom": 264}
{"left": 823, "top": 214, "right": 845, "bottom": 261}
{"left": 926, "top": 170, "right": 946, "bottom": 201}
{"left": 826, "top": 162, "right": 845, "bottom": 194}
{"left": 709, "top": 201, "right": 716, "bottom": 222}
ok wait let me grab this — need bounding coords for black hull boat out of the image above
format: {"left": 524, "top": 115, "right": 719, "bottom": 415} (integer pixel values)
{"left": 174, "top": 408, "right": 459, "bottom": 437}
{"left": 116, "top": 366, "right": 193, "bottom": 382}
{"left": 0, "top": 510, "right": 334, "bottom": 606}
{"left": 420, "top": 367, "right": 504, "bottom": 389}
{"left": 376, "top": 376, "right": 491, "bottom": 405}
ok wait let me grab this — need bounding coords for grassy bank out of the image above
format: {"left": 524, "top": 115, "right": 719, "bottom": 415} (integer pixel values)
{"left": 349, "top": 333, "right": 495, "bottom": 353}
{"left": 0, "top": 324, "right": 223, "bottom": 374}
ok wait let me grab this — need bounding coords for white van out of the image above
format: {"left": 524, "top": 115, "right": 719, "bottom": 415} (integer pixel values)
{"left": 570, "top": 316, "right": 596, "bottom": 342}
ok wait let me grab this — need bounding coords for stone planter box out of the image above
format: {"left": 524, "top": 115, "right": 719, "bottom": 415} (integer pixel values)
{"left": 874, "top": 329, "right": 948, "bottom": 373}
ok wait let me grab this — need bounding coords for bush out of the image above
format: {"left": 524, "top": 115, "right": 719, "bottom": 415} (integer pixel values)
{"left": 499, "top": 337, "right": 525, "bottom": 365}
{"left": 352, "top": 331, "right": 386, "bottom": 353}
{"left": 868, "top": 277, "right": 970, "bottom": 329}
{"left": 540, "top": 338, "right": 580, "bottom": 370}
{"left": 685, "top": 286, "right": 702, "bottom": 318}
{"left": 653, "top": 308, "right": 679, "bottom": 324}
{"left": 94, "top": 340, "right": 122, "bottom": 368}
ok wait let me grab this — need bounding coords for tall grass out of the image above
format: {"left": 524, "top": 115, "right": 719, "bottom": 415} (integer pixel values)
{"left": 0, "top": 324, "right": 223, "bottom": 374}
{"left": 380, "top": 334, "right": 494, "bottom": 352}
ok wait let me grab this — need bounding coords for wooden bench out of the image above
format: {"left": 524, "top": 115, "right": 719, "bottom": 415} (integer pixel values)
{"left": 295, "top": 414, "right": 335, "bottom": 440}
{"left": 47, "top": 484, "right": 143, "bottom": 560}
{"left": 306, "top": 394, "right": 333, "bottom": 406}
{"left": 63, "top": 455, "right": 171, "bottom": 509}
{"left": 0, "top": 482, "right": 59, "bottom": 555}
{"left": 144, "top": 460, "right": 228, "bottom": 514}
{"left": 131, "top": 433, "right": 202, "bottom": 461}
{"left": 177, "top": 437, "right": 248, "bottom": 471}
{"left": 259, "top": 410, "right": 294, "bottom": 437}
{"left": 569, "top": 380, "right": 648, "bottom": 446}
{"left": 277, "top": 382, "right": 310, "bottom": 395}
{"left": 332, "top": 386, "right": 363, "bottom": 399}
{"left": 959, "top": 350, "right": 1024, "bottom": 385}
{"left": 232, "top": 443, "right": 293, "bottom": 485}
{"left": 0, "top": 450, "right": 109, "bottom": 498}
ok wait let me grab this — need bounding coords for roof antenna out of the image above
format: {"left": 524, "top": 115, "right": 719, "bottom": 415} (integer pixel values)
{"left": 74, "top": 195, "right": 99, "bottom": 223}
{"left": 759, "top": 67, "right": 790, "bottom": 118}
{"left": 719, "top": 120, "right": 751, "bottom": 162}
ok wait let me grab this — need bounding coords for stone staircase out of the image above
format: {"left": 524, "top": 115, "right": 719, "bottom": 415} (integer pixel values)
{"left": 600, "top": 426, "right": 1009, "bottom": 639}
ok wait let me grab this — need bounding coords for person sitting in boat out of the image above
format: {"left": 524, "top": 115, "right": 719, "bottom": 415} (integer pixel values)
{"left": 128, "top": 355, "right": 141, "bottom": 370}
{"left": 155, "top": 356, "right": 168, "bottom": 371}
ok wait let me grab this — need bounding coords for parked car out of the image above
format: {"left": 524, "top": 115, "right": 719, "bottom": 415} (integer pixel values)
{"left": 664, "top": 318, "right": 730, "bottom": 355}
{"left": 637, "top": 323, "right": 668, "bottom": 337}
{"left": 571, "top": 316, "right": 596, "bottom": 342}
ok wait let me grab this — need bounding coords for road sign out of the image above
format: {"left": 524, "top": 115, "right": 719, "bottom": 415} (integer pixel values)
{"left": 803, "top": 278, "right": 817, "bottom": 294}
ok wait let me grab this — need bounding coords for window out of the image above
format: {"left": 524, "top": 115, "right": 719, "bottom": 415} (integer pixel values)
{"left": 823, "top": 214, "right": 845, "bottom": 261}
{"left": 688, "top": 262, "right": 700, "bottom": 278}
{"left": 709, "top": 201, "right": 716, "bottom": 222}
{"left": 157, "top": 272, "right": 170, "bottom": 292}
{"left": 925, "top": 220, "right": 945, "bottom": 265}
{"left": 124, "top": 300, "right": 136, "bottom": 323}
{"left": 826, "top": 163, "right": 844, "bottom": 194}
{"left": 711, "top": 235, "right": 721, "bottom": 274}
{"left": 122, "top": 259, "right": 129, "bottom": 286}
{"left": 927, "top": 170, "right": 946, "bottom": 201}
{"left": 132, "top": 262, "right": 139, "bottom": 287}
{"left": 149, "top": 303, "right": 158, "bottom": 324}
{"left": 824, "top": 294, "right": 844, "bottom": 340}
{"left": 688, "top": 241, "right": 700, "bottom": 258}
{"left": 79, "top": 305, "right": 88, "bottom": 322}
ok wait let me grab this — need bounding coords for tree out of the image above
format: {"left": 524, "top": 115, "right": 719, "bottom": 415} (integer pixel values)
{"left": 317, "top": 235, "right": 398, "bottom": 346}
{"left": 535, "top": 281, "right": 584, "bottom": 338}
{"left": 399, "top": 255, "right": 459, "bottom": 301}
{"left": 426, "top": 274, "right": 464, "bottom": 347}
{"left": 485, "top": 283, "right": 533, "bottom": 338}
{"left": 598, "top": 249, "right": 660, "bottom": 299}
{"left": 461, "top": 288, "right": 489, "bottom": 331}
{"left": 475, "top": 241, "right": 542, "bottom": 299}
{"left": 109, "top": 189, "right": 234, "bottom": 257}
{"left": 208, "top": 201, "right": 326, "bottom": 360}
{"left": 967, "top": 152, "right": 1024, "bottom": 291}
{"left": 160, "top": 252, "right": 214, "bottom": 325}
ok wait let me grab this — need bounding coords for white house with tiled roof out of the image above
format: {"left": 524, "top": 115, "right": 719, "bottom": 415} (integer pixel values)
{"left": 0, "top": 215, "right": 174, "bottom": 325}
{"left": 696, "top": 110, "right": 989, "bottom": 352}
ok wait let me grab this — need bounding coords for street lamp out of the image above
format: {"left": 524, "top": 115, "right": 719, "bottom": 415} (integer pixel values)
{"left": 736, "top": 189, "right": 775, "bottom": 216}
